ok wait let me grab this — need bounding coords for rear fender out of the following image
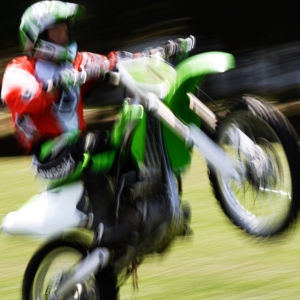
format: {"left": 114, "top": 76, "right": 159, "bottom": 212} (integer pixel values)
{"left": 1, "top": 181, "right": 88, "bottom": 236}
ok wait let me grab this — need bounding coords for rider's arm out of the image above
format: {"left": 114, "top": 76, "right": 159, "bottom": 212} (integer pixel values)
{"left": 1, "top": 57, "right": 59, "bottom": 115}
{"left": 105, "top": 36, "right": 195, "bottom": 71}
{"left": 74, "top": 52, "right": 110, "bottom": 82}
{"left": 24, "top": 52, "right": 113, "bottom": 99}
{"left": 35, "top": 51, "right": 111, "bottom": 98}
{"left": 148, "top": 36, "right": 195, "bottom": 60}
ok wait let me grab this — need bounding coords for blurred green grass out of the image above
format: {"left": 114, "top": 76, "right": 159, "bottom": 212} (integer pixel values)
{"left": 1, "top": 153, "right": 300, "bottom": 299}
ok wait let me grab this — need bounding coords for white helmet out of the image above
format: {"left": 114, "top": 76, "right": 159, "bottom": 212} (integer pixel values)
{"left": 19, "top": 1, "right": 85, "bottom": 62}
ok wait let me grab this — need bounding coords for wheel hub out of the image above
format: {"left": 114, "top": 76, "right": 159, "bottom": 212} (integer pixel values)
{"left": 246, "top": 143, "right": 278, "bottom": 190}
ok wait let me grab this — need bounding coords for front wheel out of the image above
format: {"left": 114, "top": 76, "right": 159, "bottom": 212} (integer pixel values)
{"left": 209, "top": 94, "right": 300, "bottom": 236}
{"left": 22, "top": 233, "right": 118, "bottom": 300}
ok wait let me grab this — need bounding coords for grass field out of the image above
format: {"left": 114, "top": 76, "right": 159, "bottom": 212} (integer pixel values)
{"left": 1, "top": 153, "right": 300, "bottom": 299}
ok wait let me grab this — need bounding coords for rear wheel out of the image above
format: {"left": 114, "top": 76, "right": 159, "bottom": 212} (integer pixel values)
{"left": 22, "top": 233, "right": 118, "bottom": 300}
{"left": 209, "top": 94, "right": 300, "bottom": 236}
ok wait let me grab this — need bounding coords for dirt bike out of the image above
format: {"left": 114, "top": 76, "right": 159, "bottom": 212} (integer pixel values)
{"left": 2, "top": 36, "right": 300, "bottom": 299}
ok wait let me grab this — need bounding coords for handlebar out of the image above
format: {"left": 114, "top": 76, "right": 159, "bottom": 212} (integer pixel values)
{"left": 160, "top": 35, "right": 195, "bottom": 58}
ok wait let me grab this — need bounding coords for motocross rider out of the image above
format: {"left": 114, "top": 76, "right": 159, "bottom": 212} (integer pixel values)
{"left": 1, "top": 1, "right": 190, "bottom": 245}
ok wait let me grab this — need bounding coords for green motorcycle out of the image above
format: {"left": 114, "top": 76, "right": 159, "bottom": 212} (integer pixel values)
{"left": 2, "top": 36, "right": 300, "bottom": 299}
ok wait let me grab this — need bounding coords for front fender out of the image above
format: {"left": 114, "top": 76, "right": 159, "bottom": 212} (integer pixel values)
{"left": 175, "top": 51, "right": 235, "bottom": 86}
{"left": 165, "top": 51, "right": 235, "bottom": 120}
{"left": 163, "top": 52, "right": 235, "bottom": 172}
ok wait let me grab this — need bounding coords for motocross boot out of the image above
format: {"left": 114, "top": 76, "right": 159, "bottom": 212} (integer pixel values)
{"left": 181, "top": 201, "right": 193, "bottom": 237}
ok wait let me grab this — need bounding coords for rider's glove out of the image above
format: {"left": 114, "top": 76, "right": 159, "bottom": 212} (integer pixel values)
{"left": 161, "top": 39, "right": 182, "bottom": 58}
{"left": 176, "top": 38, "right": 189, "bottom": 57}
{"left": 161, "top": 36, "right": 195, "bottom": 59}
{"left": 55, "top": 68, "right": 87, "bottom": 88}
{"left": 42, "top": 68, "right": 87, "bottom": 93}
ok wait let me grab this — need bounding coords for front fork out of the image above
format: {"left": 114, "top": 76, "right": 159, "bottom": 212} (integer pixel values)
{"left": 187, "top": 93, "right": 270, "bottom": 184}
{"left": 145, "top": 92, "right": 245, "bottom": 181}
{"left": 54, "top": 248, "right": 111, "bottom": 299}
{"left": 148, "top": 91, "right": 271, "bottom": 185}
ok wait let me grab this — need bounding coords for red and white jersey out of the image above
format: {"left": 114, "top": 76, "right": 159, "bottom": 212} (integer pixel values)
{"left": 1, "top": 51, "right": 110, "bottom": 153}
